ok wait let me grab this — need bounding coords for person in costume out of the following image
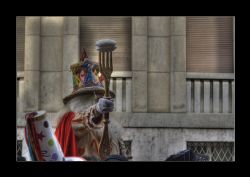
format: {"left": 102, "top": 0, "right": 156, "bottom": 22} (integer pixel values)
{"left": 54, "top": 49, "right": 127, "bottom": 161}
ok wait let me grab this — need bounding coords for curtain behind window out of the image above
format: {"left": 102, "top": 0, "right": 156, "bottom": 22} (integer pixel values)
{"left": 186, "top": 16, "right": 233, "bottom": 73}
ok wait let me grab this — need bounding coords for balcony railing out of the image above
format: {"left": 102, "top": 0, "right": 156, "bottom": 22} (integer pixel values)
{"left": 186, "top": 73, "right": 235, "bottom": 113}
{"left": 16, "top": 71, "right": 24, "bottom": 113}
{"left": 110, "top": 71, "right": 132, "bottom": 112}
{"left": 16, "top": 71, "right": 132, "bottom": 114}
{"left": 18, "top": 71, "right": 235, "bottom": 114}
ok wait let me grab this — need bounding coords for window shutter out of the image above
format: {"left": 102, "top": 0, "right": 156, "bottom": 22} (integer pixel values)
{"left": 80, "top": 16, "right": 131, "bottom": 71}
{"left": 16, "top": 16, "right": 25, "bottom": 71}
{"left": 186, "top": 16, "right": 233, "bottom": 73}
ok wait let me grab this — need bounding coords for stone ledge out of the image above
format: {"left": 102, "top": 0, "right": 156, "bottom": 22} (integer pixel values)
{"left": 119, "top": 113, "right": 234, "bottom": 128}
{"left": 17, "top": 71, "right": 24, "bottom": 78}
{"left": 187, "top": 72, "right": 235, "bottom": 80}
{"left": 17, "top": 112, "right": 234, "bottom": 129}
{"left": 111, "top": 71, "right": 132, "bottom": 78}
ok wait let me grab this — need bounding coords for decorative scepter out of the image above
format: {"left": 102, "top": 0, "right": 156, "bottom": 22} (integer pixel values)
{"left": 96, "top": 39, "right": 117, "bottom": 160}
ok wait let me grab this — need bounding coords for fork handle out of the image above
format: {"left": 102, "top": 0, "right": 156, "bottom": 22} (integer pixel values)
{"left": 99, "top": 96, "right": 111, "bottom": 159}
{"left": 103, "top": 96, "right": 111, "bottom": 122}
{"left": 99, "top": 112, "right": 111, "bottom": 159}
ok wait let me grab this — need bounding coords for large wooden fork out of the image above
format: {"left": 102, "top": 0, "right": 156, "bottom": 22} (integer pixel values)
{"left": 96, "top": 39, "right": 116, "bottom": 160}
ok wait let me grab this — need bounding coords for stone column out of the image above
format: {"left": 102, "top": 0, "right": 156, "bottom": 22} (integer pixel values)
{"left": 62, "top": 17, "right": 80, "bottom": 98}
{"left": 40, "top": 17, "right": 64, "bottom": 112}
{"left": 132, "top": 17, "right": 148, "bottom": 112}
{"left": 148, "top": 17, "right": 170, "bottom": 112}
{"left": 23, "top": 17, "right": 41, "bottom": 112}
{"left": 131, "top": 16, "right": 187, "bottom": 113}
{"left": 232, "top": 16, "right": 235, "bottom": 114}
{"left": 170, "top": 17, "right": 187, "bottom": 112}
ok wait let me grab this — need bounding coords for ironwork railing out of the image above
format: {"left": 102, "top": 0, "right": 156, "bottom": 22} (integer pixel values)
{"left": 187, "top": 141, "right": 234, "bottom": 161}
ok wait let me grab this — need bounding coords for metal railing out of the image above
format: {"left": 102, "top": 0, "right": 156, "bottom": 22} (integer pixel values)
{"left": 187, "top": 141, "right": 234, "bottom": 161}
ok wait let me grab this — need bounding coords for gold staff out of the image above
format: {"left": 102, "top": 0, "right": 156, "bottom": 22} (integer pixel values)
{"left": 96, "top": 39, "right": 117, "bottom": 160}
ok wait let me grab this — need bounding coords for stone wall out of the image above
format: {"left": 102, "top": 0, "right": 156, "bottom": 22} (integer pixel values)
{"left": 23, "top": 17, "right": 41, "bottom": 112}
{"left": 17, "top": 127, "right": 235, "bottom": 161}
{"left": 23, "top": 16, "right": 80, "bottom": 113}
{"left": 121, "top": 128, "right": 234, "bottom": 161}
{"left": 132, "top": 17, "right": 187, "bottom": 113}
{"left": 132, "top": 17, "right": 148, "bottom": 112}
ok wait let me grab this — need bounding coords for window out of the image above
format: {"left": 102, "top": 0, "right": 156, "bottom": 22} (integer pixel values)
{"left": 16, "top": 16, "right": 25, "bottom": 71}
{"left": 187, "top": 16, "right": 233, "bottom": 73}
{"left": 80, "top": 16, "right": 131, "bottom": 71}
{"left": 187, "top": 141, "right": 234, "bottom": 161}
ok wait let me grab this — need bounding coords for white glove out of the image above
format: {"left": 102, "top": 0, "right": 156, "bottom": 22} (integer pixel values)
{"left": 96, "top": 98, "right": 114, "bottom": 114}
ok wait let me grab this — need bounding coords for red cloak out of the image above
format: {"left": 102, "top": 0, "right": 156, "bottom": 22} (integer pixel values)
{"left": 55, "top": 112, "right": 79, "bottom": 157}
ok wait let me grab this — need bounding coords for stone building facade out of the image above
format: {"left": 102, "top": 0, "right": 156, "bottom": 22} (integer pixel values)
{"left": 16, "top": 16, "right": 235, "bottom": 161}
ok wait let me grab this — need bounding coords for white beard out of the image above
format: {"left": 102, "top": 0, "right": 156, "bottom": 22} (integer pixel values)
{"left": 55, "top": 94, "right": 96, "bottom": 127}
{"left": 67, "top": 94, "right": 96, "bottom": 112}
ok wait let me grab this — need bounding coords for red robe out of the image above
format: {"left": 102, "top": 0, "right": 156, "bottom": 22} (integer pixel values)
{"left": 55, "top": 112, "right": 79, "bottom": 157}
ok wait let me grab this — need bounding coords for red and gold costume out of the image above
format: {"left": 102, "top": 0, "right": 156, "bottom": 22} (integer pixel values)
{"left": 55, "top": 105, "right": 126, "bottom": 160}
